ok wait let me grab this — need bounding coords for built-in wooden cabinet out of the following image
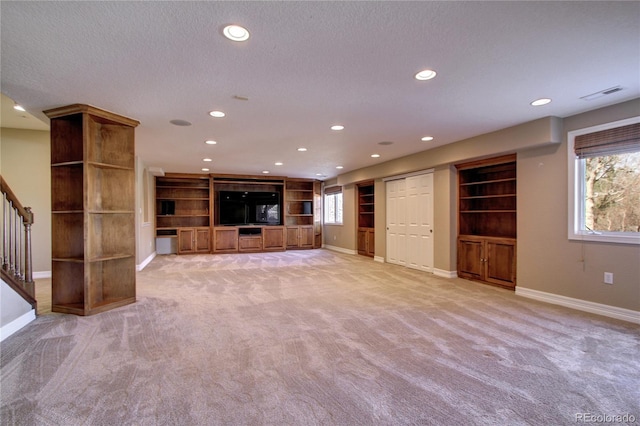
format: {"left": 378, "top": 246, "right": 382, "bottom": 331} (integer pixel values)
{"left": 155, "top": 175, "right": 211, "bottom": 254}
{"left": 357, "top": 181, "right": 375, "bottom": 257}
{"left": 238, "top": 228, "right": 262, "bottom": 252}
{"left": 263, "top": 227, "right": 286, "bottom": 251}
{"left": 155, "top": 174, "right": 319, "bottom": 254}
{"left": 213, "top": 227, "right": 239, "bottom": 253}
{"left": 456, "top": 155, "right": 517, "bottom": 288}
{"left": 285, "top": 179, "right": 320, "bottom": 249}
{"left": 458, "top": 235, "right": 516, "bottom": 287}
{"left": 357, "top": 228, "right": 375, "bottom": 257}
{"left": 45, "top": 104, "right": 139, "bottom": 315}
{"left": 313, "top": 181, "right": 323, "bottom": 248}
{"left": 213, "top": 225, "right": 286, "bottom": 253}
{"left": 286, "top": 225, "right": 314, "bottom": 249}
{"left": 178, "top": 228, "right": 211, "bottom": 254}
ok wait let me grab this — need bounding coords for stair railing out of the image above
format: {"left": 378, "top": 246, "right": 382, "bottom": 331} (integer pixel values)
{"left": 0, "top": 175, "right": 35, "bottom": 304}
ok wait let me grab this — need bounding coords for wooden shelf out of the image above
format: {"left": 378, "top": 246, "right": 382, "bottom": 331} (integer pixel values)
{"left": 155, "top": 175, "right": 212, "bottom": 253}
{"left": 52, "top": 257, "right": 84, "bottom": 263}
{"left": 460, "top": 177, "right": 516, "bottom": 186}
{"left": 461, "top": 210, "right": 517, "bottom": 213}
{"left": 46, "top": 104, "right": 138, "bottom": 316}
{"left": 357, "top": 181, "right": 375, "bottom": 256}
{"left": 456, "top": 154, "right": 517, "bottom": 287}
{"left": 284, "top": 179, "right": 321, "bottom": 248}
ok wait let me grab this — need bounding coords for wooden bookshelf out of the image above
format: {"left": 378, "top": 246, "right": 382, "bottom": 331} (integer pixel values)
{"left": 357, "top": 181, "right": 375, "bottom": 257}
{"left": 456, "top": 154, "right": 517, "bottom": 288}
{"left": 155, "top": 175, "right": 211, "bottom": 254}
{"left": 45, "top": 104, "right": 139, "bottom": 315}
{"left": 285, "top": 178, "right": 319, "bottom": 249}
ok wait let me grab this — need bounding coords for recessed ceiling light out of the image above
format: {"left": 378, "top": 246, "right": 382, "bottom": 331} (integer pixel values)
{"left": 275, "top": 162, "right": 283, "bottom": 166}
{"left": 331, "top": 125, "right": 344, "bottom": 131}
{"left": 297, "top": 147, "right": 307, "bottom": 152}
{"left": 209, "top": 110, "right": 226, "bottom": 118}
{"left": 415, "top": 69, "right": 437, "bottom": 81}
{"left": 531, "top": 98, "right": 551, "bottom": 106}
{"left": 336, "top": 166, "right": 344, "bottom": 169}
{"left": 170, "top": 119, "right": 192, "bottom": 126}
{"left": 13, "top": 104, "right": 25, "bottom": 112}
{"left": 205, "top": 140, "right": 217, "bottom": 145}
{"left": 202, "top": 168, "right": 210, "bottom": 172}
{"left": 262, "top": 170, "right": 270, "bottom": 174}
{"left": 203, "top": 158, "right": 213, "bottom": 162}
{"left": 223, "top": 25, "right": 250, "bottom": 42}
{"left": 421, "top": 136, "right": 434, "bottom": 142}
{"left": 371, "top": 154, "right": 381, "bottom": 158}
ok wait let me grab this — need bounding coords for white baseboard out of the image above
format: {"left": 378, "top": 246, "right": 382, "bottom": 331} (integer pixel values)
{"left": 137, "top": 252, "right": 157, "bottom": 271}
{"left": 516, "top": 287, "right": 640, "bottom": 324}
{"left": 434, "top": 269, "right": 458, "bottom": 279}
{"left": 374, "top": 256, "right": 385, "bottom": 263}
{"left": 0, "top": 309, "right": 36, "bottom": 342}
{"left": 323, "top": 245, "right": 358, "bottom": 256}
{"left": 33, "top": 271, "right": 51, "bottom": 279}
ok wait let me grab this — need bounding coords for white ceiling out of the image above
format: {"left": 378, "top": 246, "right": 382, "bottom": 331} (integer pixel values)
{"left": 1, "top": 1, "right": 638, "bottom": 179}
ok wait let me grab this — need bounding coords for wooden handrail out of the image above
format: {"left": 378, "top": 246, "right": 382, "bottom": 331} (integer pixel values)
{"left": 0, "top": 174, "right": 36, "bottom": 308}
{"left": 0, "top": 175, "right": 33, "bottom": 224}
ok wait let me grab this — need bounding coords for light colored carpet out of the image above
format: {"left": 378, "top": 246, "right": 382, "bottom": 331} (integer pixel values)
{"left": 2, "top": 249, "right": 639, "bottom": 425}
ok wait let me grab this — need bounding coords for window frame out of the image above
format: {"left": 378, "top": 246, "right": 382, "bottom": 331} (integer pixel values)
{"left": 567, "top": 116, "right": 640, "bottom": 245}
{"left": 324, "top": 189, "right": 343, "bottom": 225}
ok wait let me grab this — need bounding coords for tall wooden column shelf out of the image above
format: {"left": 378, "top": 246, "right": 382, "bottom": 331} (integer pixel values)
{"left": 357, "top": 181, "right": 375, "bottom": 257}
{"left": 45, "top": 104, "right": 139, "bottom": 315}
{"left": 456, "top": 154, "right": 517, "bottom": 288}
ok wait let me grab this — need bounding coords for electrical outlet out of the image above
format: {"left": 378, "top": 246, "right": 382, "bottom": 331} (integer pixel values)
{"left": 604, "top": 272, "right": 613, "bottom": 285}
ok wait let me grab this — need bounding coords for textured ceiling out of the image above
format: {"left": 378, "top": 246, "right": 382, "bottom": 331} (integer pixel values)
{"left": 1, "top": 1, "right": 638, "bottom": 179}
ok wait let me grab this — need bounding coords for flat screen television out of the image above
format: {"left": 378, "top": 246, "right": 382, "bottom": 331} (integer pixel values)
{"left": 218, "top": 191, "right": 281, "bottom": 225}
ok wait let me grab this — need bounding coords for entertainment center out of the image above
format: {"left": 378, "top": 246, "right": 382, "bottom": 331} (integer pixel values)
{"left": 155, "top": 173, "right": 322, "bottom": 254}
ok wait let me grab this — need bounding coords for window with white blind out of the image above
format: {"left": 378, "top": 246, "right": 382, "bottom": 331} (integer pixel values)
{"left": 324, "top": 186, "right": 343, "bottom": 225}
{"left": 568, "top": 116, "right": 640, "bottom": 244}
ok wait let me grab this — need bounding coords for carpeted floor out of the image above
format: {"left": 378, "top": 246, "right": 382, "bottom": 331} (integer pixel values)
{"left": 2, "top": 249, "right": 639, "bottom": 425}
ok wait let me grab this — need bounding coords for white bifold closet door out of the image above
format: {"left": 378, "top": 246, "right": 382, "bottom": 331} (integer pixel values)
{"left": 386, "top": 172, "right": 433, "bottom": 272}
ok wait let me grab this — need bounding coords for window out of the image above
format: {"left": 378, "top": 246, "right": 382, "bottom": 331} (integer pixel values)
{"left": 324, "top": 186, "right": 343, "bottom": 224}
{"left": 568, "top": 117, "right": 640, "bottom": 244}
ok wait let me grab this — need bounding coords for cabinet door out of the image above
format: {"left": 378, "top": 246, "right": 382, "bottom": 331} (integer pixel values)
{"left": 263, "top": 227, "right": 285, "bottom": 251}
{"left": 213, "top": 227, "right": 239, "bottom": 253}
{"left": 239, "top": 236, "right": 262, "bottom": 252}
{"left": 457, "top": 238, "right": 483, "bottom": 280}
{"left": 357, "top": 228, "right": 368, "bottom": 254}
{"left": 299, "top": 226, "right": 315, "bottom": 248}
{"left": 485, "top": 239, "right": 516, "bottom": 287}
{"left": 366, "top": 229, "right": 375, "bottom": 256}
{"left": 286, "top": 226, "right": 300, "bottom": 248}
{"left": 195, "top": 228, "right": 210, "bottom": 253}
{"left": 178, "top": 228, "right": 195, "bottom": 254}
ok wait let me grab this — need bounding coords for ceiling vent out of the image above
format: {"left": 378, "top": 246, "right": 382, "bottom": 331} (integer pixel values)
{"left": 580, "top": 86, "right": 623, "bottom": 101}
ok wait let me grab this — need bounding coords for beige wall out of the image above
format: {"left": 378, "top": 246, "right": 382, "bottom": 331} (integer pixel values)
{"left": 325, "top": 99, "right": 639, "bottom": 311}
{"left": 1, "top": 129, "right": 159, "bottom": 274}
{"left": 0, "top": 128, "right": 51, "bottom": 273}
{"left": 518, "top": 99, "right": 640, "bottom": 311}
{"left": 323, "top": 184, "right": 356, "bottom": 252}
